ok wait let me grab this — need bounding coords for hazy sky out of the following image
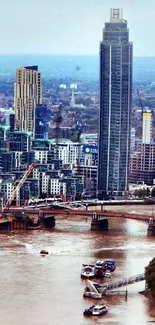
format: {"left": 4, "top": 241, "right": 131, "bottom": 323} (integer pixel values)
{"left": 0, "top": 0, "right": 154, "bottom": 56}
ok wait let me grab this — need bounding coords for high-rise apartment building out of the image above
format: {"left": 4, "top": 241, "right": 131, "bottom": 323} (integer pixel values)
{"left": 14, "top": 66, "right": 42, "bottom": 136}
{"left": 98, "top": 8, "right": 133, "bottom": 198}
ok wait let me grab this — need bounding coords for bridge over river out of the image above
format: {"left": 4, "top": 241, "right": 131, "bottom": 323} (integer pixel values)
{"left": 2, "top": 203, "right": 155, "bottom": 234}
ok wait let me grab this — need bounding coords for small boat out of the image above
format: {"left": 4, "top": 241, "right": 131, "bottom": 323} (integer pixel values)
{"left": 94, "top": 260, "right": 105, "bottom": 278}
{"left": 81, "top": 264, "right": 95, "bottom": 279}
{"left": 40, "top": 250, "right": 49, "bottom": 255}
{"left": 83, "top": 304, "right": 108, "bottom": 316}
{"left": 105, "top": 269, "right": 111, "bottom": 278}
{"left": 94, "top": 259, "right": 116, "bottom": 273}
{"left": 83, "top": 305, "right": 95, "bottom": 316}
{"left": 92, "top": 304, "right": 108, "bottom": 316}
{"left": 103, "top": 259, "right": 116, "bottom": 272}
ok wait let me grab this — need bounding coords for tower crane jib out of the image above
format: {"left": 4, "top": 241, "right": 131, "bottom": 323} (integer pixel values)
{"left": 2, "top": 163, "right": 36, "bottom": 213}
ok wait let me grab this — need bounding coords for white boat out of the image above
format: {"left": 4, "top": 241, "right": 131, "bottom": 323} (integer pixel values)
{"left": 81, "top": 264, "right": 95, "bottom": 279}
{"left": 92, "top": 304, "right": 108, "bottom": 316}
{"left": 83, "top": 304, "right": 108, "bottom": 316}
{"left": 105, "top": 269, "right": 111, "bottom": 278}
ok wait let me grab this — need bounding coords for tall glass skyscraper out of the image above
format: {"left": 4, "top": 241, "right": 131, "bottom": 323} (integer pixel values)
{"left": 98, "top": 9, "right": 133, "bottom": 198}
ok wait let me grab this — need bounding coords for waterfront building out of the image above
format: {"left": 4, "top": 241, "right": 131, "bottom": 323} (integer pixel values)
{"left": 98, "top": 8, "right": 133, "bottom": 198}
{"left": 57, "top": 140, "right": 81, "bottom": 165}
{"left": 14, "top": 66, "right": 42, "bottom": 136}
{"left": 142, "top": 112, "right": 152, "bottom": 144}
{"left": 130, "top": 143, "right": 155, "bottom": 185}
{"left": 77, "top": 165, "right": 97, "bottom": 194}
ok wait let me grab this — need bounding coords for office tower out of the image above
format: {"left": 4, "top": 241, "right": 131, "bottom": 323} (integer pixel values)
{"left": 14, "top": 66, "right": 42, "bottom": 136}
{"left": 98, "top": 9, "right": 133, "bottom": 198}
{"left": 35, "top": 104, "right": 49, "bottom": 139}
{"left": 142, "top": 112, "right": 152, "bottom": 144}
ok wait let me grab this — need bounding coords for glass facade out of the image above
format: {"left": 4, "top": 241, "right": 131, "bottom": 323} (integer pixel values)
{"left": 98, "top": 10, "right": 133, "bottom": 198}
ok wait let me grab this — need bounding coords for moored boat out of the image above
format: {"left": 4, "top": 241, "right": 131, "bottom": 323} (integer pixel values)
{"left": 92, "top": 304, "right": 108, "bottom": 316}
{"left": 94, "top": 260, "right": 105, "bottom": 277}
{"left": 81, "top": 264, "right": 95, "bottom": 279}
{"left": 103, "top": 259, "right": 116, "bottom": 272}
{"left": 94, "top": 259, "right": 116, "bottom": 273}
{"left": 83, "top": 304, "right": 108, "bottom": 316}
{"left": 104, "top": 269, "right": 111, "bottom": 278}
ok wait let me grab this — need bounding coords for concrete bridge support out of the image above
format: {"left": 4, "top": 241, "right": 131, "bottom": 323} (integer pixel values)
{"left": 91, "top": 213, "right": 108, "bottom": 231}
{"left": 147, "top": 218, "right": 155, "bottom": 236}
{"left": 42, "top": 216, "right": 55, "bottom": 228}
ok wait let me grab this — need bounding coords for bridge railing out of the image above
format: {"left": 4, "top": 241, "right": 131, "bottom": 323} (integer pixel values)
{"left": 98, "top": 273, "right": 145, "bottom": 291}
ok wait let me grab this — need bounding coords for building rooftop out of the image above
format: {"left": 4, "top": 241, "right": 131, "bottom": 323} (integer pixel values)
{"left": 13, "top": 131, "right": 32, "bottom": 136}
{"left": 0, "top": 125, "right": 10, "bottom": 131}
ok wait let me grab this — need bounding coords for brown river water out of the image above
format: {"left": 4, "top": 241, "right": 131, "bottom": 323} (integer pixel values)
{"left": 1, "top": 204, "right": 155, "bottom": 325}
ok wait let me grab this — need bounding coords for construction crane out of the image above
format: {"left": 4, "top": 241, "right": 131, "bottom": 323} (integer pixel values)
{"left": 137, "top": 89, "right": 144, "bottom": 118}
{"left": 1, "top": 162, "right": 36, "bottom": 215}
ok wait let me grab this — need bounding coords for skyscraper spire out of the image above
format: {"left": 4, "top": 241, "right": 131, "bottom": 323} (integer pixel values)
{"left": 70, "top": 88, "right": 76, "bottom": 108}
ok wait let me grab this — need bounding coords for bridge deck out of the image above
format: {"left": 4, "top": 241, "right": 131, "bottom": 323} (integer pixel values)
{"left": 4, "top": 207, "right": 151, "bottom": 223}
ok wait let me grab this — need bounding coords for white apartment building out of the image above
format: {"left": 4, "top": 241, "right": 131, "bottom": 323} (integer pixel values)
{"left": 58, "top": 141, "right": 81, "bottom": 164}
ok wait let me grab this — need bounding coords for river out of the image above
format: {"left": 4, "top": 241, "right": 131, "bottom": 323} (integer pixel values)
{"left": 0, "top": 204, "right": 155, "bottom": 325}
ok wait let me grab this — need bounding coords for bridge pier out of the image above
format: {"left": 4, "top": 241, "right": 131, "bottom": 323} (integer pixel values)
{"left": 91, "top": 213, "right": 108, "bottom": 231}
{"left": 147, "top": 218, "right": 155, "bottom": 236}
{"left": 42, "top": 215, "right": 55, "bottom": 228}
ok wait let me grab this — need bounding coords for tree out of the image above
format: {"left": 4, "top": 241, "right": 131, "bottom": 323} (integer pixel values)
{"left": 145, "top": 257, "right": 155, "bottom": 297}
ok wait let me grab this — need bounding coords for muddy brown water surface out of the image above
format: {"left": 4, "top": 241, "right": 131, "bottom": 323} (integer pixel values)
{"left": 0, "top": 204, "right": 155, "bottom": 325}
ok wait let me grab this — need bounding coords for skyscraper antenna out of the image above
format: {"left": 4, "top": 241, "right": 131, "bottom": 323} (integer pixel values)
{"left": 110, "top": 8, "right": 123, "bottom": 22}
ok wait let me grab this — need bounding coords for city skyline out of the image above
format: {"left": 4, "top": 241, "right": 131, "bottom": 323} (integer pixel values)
{"left": 0, "top": 0, "right": 155, "bottom": 56}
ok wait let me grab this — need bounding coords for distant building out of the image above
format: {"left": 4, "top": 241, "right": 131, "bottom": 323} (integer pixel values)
{"left": 70, "top": 89, "right": 76, "bottom": 108}
{"left": 35, "top": 104, "right": 49, "bottom": 139}
{"left": 130, "top": 143, "right": 155, "bottom": 185}
{"left": 130, "top": 128, "right": 135, "bottom": 153}
{"left": 0, "top": 108, "right": 15, "bottom": 131}
{"left": 98, "top": 9, "right": 133, "bottom": 198}
{"left": 142, "top": 112, "right": 152, "bottom": 144}
{"left": 14, "top": 66, "right": 42, "bottom": 136}
{"left": 9, "top": 131, "right": 32, "bottom": 152}
{"left": 81, "top": 133, "right": 98, "bottom": 146}
{"left": 0, "top": 125, "right": 10, "bottom": 152}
